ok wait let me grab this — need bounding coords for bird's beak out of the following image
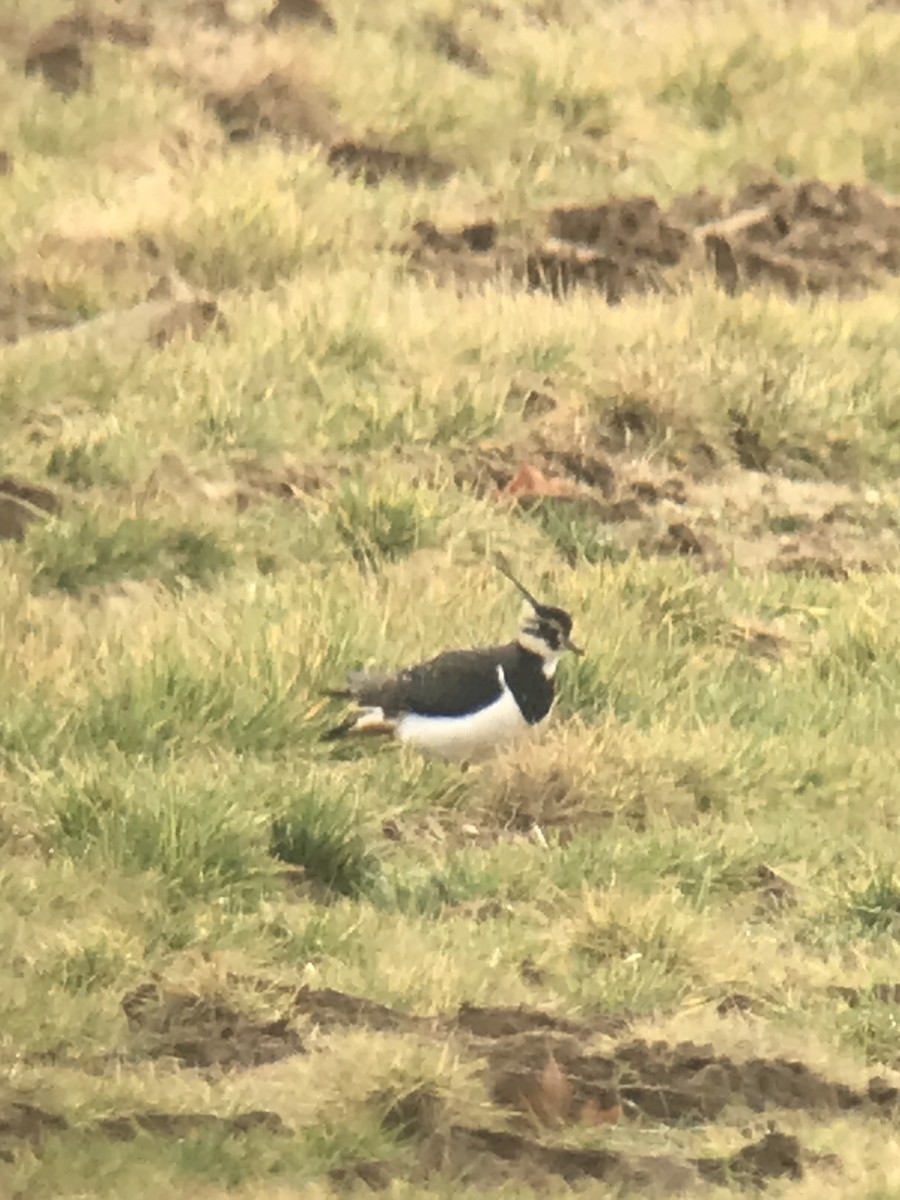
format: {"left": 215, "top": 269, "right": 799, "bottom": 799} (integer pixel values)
{"left": 564, "top": 636, "right": 584, "bottom": 656}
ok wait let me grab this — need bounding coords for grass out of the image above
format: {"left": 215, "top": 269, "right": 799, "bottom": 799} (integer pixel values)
{"left": 3, "top": 0, "right": 900, "bottom": 1195}
{"left": 29, "top": 513, "right": 236, "bottom": 595}
{"left": 270, "top": 788, "right": 381, "bottom": 898}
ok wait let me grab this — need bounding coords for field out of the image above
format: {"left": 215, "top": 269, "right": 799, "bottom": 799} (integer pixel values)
{"left": 3, "top": 0, "right": 900, "bottom": 1195}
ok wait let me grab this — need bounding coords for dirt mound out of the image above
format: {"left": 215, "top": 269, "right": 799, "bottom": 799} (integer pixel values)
{"left": 0, "top": 1102, "right": 68, "bottom": 1150}
{"left": 830, "top": 982, "right": 900, "bottom": 1008}
{"left": 452, "top": 414, "right": 620, "bottom": 500}
{"left": 403, "top": 176, "right": 900, "bottom": 301}
{"left": 416, "top": 1124, "right": 807, "bottom": 1192}
{"left": 201, "top": 70, "right": 455, "bottom": 183}
{"left": 293, "top": 985, "right": 427, "bottom": 1034}
{"left": 696, "top": 1131, "right": 805, "bottom": 1186}
{"left": 292, "top": 986, "right": 625, "bottom": 1039}
{"left": 337, "top": 1115, "right": 801, "bottom": 1193}
{"left": 96, "top": 1108, "right": 289, "bottom": 1140}
{"left": 0, "top": 476, "right": 62, "bottom": 542}
{"left": 537, "top": 197, "right": 689, "bottom": 302}
{"left": 720, "top": 176, "right": 900, "bottom": 295}
{"left": 198, "top": 53, "right": 450, "bottom": 184}
{"left": 0, "top": 277, "right": 80, "bottom": 345}
{"left": 753, "top": 864, "right": 798, "bottom": 910}
{"left": 423, "top": 1123, "right": 698, "bottom": 1191}
{"left": 22, "top": 12, "right": 152, "bottom": 95}
{"left": 457, "top": 1002, "right": 626, "bottom": 1040}
{"left": 121, "top": 980, "right": 304, "bottom": 1069}
{"left": 265, "top": 0, "right": 336, "bottom": 30}
{"left": 0, "top": 1098, "right": 287, "bottom": 1160}
{"left": 451, "top": 391, "right": 900, "bottom": 578}
{"left": 423, "top": 16, "right": 490, "bottom": 75}
{"left": 107, "top": 982, "right": 892, "bottom": 1191}
{"left": 206, "top": 72, "right": 341, "bottom": 144}
{"left": 327, "top": 140, "right": 454, "bottom": 187}
{"left": 286, "top": 988, "right": 889, "bottom": 1133}
{"left": 487, "top": 1035, "right": 889, "bottom": 1126}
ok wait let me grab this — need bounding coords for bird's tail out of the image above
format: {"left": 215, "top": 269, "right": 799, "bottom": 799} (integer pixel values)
{"left": 321, "top": 707, "right": 396, "bottom": 742}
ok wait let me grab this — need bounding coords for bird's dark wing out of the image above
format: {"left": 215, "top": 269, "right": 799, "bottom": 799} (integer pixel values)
{"left": 345, "top": 645, "right": 512, "bottom": 718}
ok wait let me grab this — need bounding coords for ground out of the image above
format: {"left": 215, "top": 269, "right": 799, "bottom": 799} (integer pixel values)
{"left": 3, "top": 0, "right": 900, "bottom": 1196}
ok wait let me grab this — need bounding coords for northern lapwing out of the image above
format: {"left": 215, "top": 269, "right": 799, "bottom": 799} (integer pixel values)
{"left": 323, "top": 560, "right": 583, "bottom": 760}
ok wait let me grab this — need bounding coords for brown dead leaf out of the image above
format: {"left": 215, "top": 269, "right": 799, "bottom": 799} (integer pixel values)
{"left": 520, "top": 1054, "right": 573, "bottom": 1128}
{"left": 497, "top": 463, "right": 574, "bottom": 501}
{"left": 579, "top": 1099, "right": 621, "bottom": 1126}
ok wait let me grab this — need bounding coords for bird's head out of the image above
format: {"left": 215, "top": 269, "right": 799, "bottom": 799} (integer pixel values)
{"left": 495, "top": 556, "right": 583, "bottom": 663}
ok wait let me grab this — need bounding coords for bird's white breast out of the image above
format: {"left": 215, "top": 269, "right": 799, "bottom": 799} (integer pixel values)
{"left": 395, "top": 667, "right": 531, "bottom": 761}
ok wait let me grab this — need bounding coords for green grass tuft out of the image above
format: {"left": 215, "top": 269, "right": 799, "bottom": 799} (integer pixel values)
{"left": 332, "top": 479, "right": 438, "bottom": 569}
{"left": 270, "top": 790, "right": 381, "bottom": 899}
{"left": 45, "top": 442, "right": 125, "bottom": 489}
{"left": 846, "top": 870, "right": 900, "bottom": 937}
{"left": 28, "top": 514, "right": 235, "bottom": 595}
{"left": 50, "top": 765, "right": 269, "bottom": 905}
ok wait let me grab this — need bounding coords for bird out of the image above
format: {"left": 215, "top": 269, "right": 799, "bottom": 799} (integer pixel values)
{"left": 322, "top": 559, "right": 583, "bottom": 761}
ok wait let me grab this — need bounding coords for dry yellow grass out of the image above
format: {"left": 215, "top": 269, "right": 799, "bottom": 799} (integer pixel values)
{"left": 3, "top": 0, "right": 900, "bottom": 1195}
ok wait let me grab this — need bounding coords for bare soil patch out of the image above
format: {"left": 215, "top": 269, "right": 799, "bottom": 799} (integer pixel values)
{"left": 0, "top": 476, "right": 62, "bottom": 542}
{"left": 423, "top": 16, "right": 490, "bottom": 76}
{"left": 0, "top": 1088, "right": 805, "bottom": 1191}
{"left": 696, "top": 1131, "right": 805, "bottom": 1187}
{"left": 230, "top": 416, "right": 899, "bottom": 582}
{"left": 417, "top": 1124, "right": 807, "bottom": 1192}
{"left": 0, "top": 278, "right": 80, "bottom": 345}
{"left": 265, "top": 0, "right": 336, "bottom": 31}
{"left": 0, "top": 476, "right": 61, "bottom": 517}
{"left": 287, "top": 987, "right": 895, "bottom": 1127}
{"left": 199, "top": 66, "right": 452, "bottom": 184}
{"left": 206, "top": 72, "right": 341, "bottom": 144}
{"left": 327, "top": 141, "right": 455, "bottom": 187}
{"left": 98, "top": 981, "right": 900, "bottom": 1190}
{"left": 453, "top": 396, "right": 900, "bottom": 578}
{"left": 2, "top": 266, "right": 222, "bottom": 350}
{"left": 402, "top": 176, "right": 900, "bottom": 301}
{"left": 24, "top": 17, "right": 93, "bottom": 94}
{"left": 0, "top": 1098, "right": 288, "bottom": 1162}
{"left": 71, "top": 273, "right": 224, "bottom": 350}
{"left": 366, "top": 1082, "right": 805, "bottom": 1191}
{"left": 21, "top": 12, "right": 152, "bottom": 95}
{"left": 121, "top": 980, "right": 305, "bottom": 1069}
{"left": 486, "top": 1033, "right": 900, "bottom": 1132}
{"left": 0, "top": 1102, "right": 68, "bottom": 1153}
{"left": 421, "top": 1123, "right": 699, "bottom": 1191}
{"left": 293, "top": 985, "right": 428, "bottom": 1034}
{"left": 457, "top": 1002, "right": 626, "bottom": 1040}
{"left": 96, "top": 1109, "right": 289, "bottom": 1140}
{"left": 292, "top": 986, "right": 625, "bottom": 1040}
